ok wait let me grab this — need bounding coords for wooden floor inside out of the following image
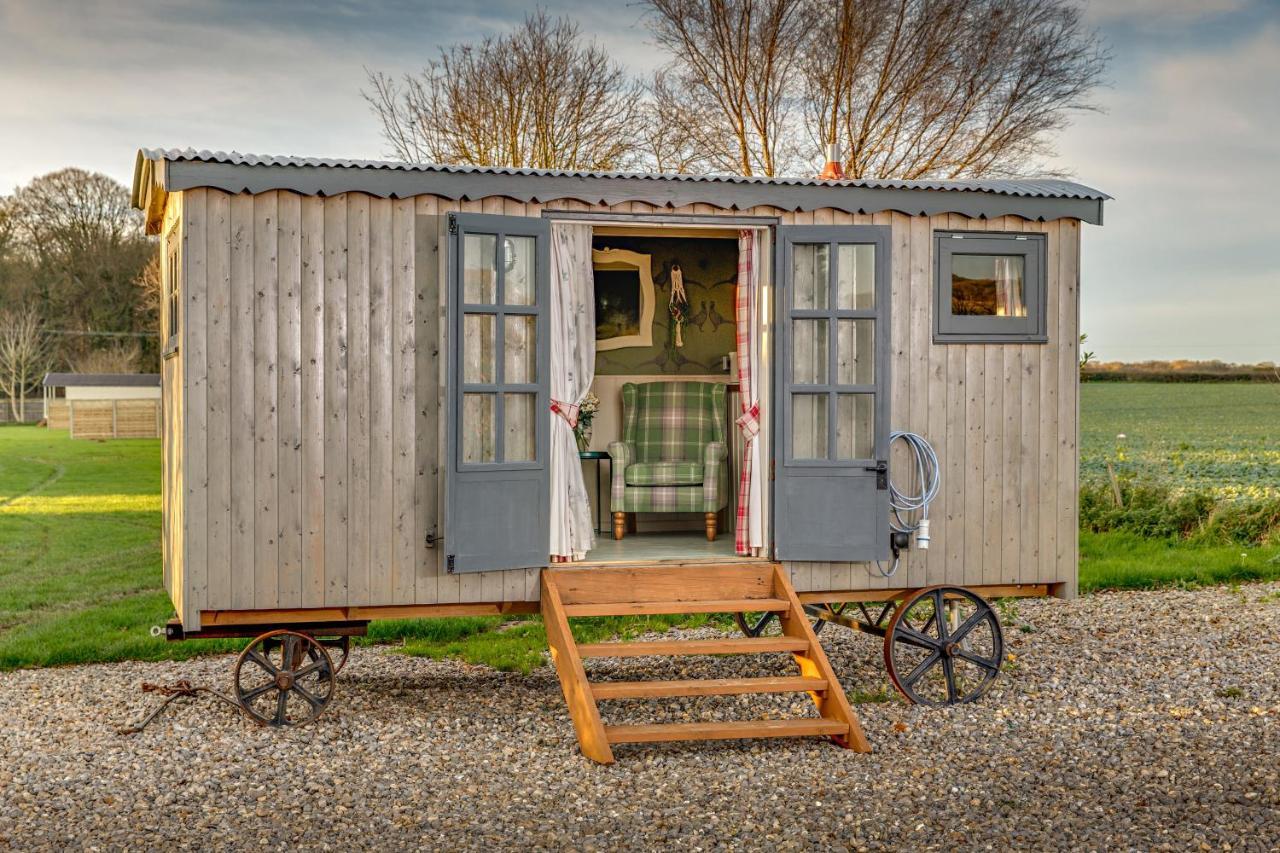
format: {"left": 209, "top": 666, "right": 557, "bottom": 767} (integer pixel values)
{"left": 575, "top": 531, "right": 745, "bottom": 566}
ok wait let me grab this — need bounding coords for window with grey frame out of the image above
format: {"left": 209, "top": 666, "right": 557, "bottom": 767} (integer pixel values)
{"left": 933, "top": 231, "right": 1047, "bottom": 343}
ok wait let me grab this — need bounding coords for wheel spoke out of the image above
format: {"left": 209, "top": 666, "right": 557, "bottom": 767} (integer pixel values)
{"left": 293, "top": 683, "right": 324, "bottom": 710}
{"left": 950, "top": 609, "right": 990, "bottom": 645}
{"left": 933, "top": 590, "right": 949, "bottom": 642}
{"left": 246, "top": 649, "right": 277, "bottom": 676}
{"left": 294, "top": 660, "right": 329, "bottom": 680}
{"left": 955, "top": 648, "right": 1001, "bottom": 672}
{"left": 901, "top": 649, "right": 942, "bottom": 688}
{"left": 893, "top": 624, "right": 937, "bottom": 652}
{"left": 941, "top": 656, "right": 958, "bottom": 703}
{"left": 241, "top": 681, "right": 277, "bottom": 703}
{"left": 274, "top": 689, "right": 288, "bottom": 725}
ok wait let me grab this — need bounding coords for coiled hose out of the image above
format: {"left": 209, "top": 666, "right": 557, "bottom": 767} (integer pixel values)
{"left": 876, "top": 431, "right": 941, "bottom": 578}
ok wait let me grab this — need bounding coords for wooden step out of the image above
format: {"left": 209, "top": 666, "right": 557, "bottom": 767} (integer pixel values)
{"left": 540, "top": 563, "right": 870, "bottom": 763}
{"left": 591, "top": 676, "right": 829, "bottom": 700}
{"left": 605, "top": 718, "right": 849, "bottom": 744}
{"left": 577, "top": 636, "right": 810, "bottom": 658}
{"left": 562, "top": 597, "right": 788, "bottom": 617}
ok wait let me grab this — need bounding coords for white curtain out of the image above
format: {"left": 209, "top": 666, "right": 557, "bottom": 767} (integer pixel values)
{"left": 549, "top": 223, "right": 596, "bottom": 560}
{"left": 994, "top": 256, "right": 1025, "bottom": 318}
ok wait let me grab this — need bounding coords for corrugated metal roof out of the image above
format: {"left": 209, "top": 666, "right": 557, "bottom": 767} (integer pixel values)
{"left": 138, "top": 148, "right": 1110, "bottom": 201}
{"left": 43, "top": 372, "right": 161, "bottom": 388}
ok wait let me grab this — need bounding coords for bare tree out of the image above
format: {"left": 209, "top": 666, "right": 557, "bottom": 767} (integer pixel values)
{"left": 365, "top": 12, "right": 643, "bottom": 170}
{"left": 68, "top": 339, "right": 142, "bottom": 374}
{"left": 0, "top": 305, "right": 52, "bottom": 421}
{"left": 802, "top": 0, "right": 1108, "bottom": 179}
{"left": 640, "top": 0, "right": 810, "bottom": 177}
{"left": 639, "top": 0, "right": 1105, "bottom": 179}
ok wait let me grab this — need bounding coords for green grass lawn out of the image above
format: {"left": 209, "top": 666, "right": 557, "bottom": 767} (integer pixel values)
{"left": 3, "top": 409, "right": 1279, "bottom": 674}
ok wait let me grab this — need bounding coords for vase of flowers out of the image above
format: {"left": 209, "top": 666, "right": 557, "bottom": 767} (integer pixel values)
{"left": 574, "top": 391, "right": 600, "bottom": 452}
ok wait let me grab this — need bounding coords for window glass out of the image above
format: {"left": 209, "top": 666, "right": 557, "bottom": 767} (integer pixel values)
{"left": 463, "top": 314, "right": 495, "bottom": 383}
{"left": 836, "top": 244, "right": 874, "bottom": 309}
{"left": 791, "top": 394, "right": 828, "bottom": 460}
{"left": 462, "top": 393, "right": 496, "bottom": 463}
{"left": 792, "top": 244, "right": 829, "bottom": 310}
{"left": 951, "top": 254, "right": 1026, "bottom": 317}
{"left": 792, "top": 319, "right": 829, "bottom": 384}
{"left": 504, "top": 236, "right": 536, "bottom": 306}
{"left": 835, "top": 394, "right": 874, "bottom": 460}
{"left": 836, "top": 319, "right": 874, "bottom": 385}
{"left": 504, "top": 393, "right": 536, "bottom": 462}
{"left": 504, "top": 315, "right": 536, "bottom": 384}
{"left": 463, "top": 233, "right": 497, "bottom": 304}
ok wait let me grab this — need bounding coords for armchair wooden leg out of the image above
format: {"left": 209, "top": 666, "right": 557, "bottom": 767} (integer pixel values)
{"left": 613, "top": 512, "right": 626, "bottom": 541}
{"left": 705, "top": 512, "right": 717, "bottom": 542}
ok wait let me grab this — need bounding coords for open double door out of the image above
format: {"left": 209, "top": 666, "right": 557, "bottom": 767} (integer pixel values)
{"left": 443, "top": 214, "right": 891, "bottom": 574}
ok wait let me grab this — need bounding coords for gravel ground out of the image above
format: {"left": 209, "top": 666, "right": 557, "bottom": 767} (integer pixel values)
{"left": 2, "top": 583, "right": 1279, "bottom": 851}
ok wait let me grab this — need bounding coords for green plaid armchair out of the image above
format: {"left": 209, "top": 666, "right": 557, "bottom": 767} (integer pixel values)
{"left": 608, "top": 381, "right": 729, "bottom": 541}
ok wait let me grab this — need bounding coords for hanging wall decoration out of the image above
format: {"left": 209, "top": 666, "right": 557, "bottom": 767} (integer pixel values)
{"left": 669, "top": 263, "right": 689, "bottom": 347}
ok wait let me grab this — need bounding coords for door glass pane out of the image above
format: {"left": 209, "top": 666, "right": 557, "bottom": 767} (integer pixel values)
{"left": 836, "top": 319, "right": 874, "bottom": 385}
{"left": 462, "top": 393, "right": 496, "bottom": 463}
{"left": 504, "top": 315, "right": 536, "bottom": 384}
{"left": 837, "top": 244, "right": 875, "bottom": 309}
{"left": 791, "top": 244, "right": 829, "bottom": 310}
{"left": 792, "top": 319, "right": 828, "bottom": 384}
{"left": 835, "top": 394, "right": 874, "bottom": 460}
{"left": 463, "top": 233, "right": 497, "bottom": 304}
{"left": 463, "top": 314, "right": 495, "bottom": 383}
{"left": 504, "top": 236, "right": 536, "bottom": 306}
{"left": 951, "top": 254, "right": 1026, "bottom": 317}
{"left": 792, "top": 394, "right": 828, "bottom": 460}
{"left": 504, "top": 393, "right": 536, "bottom": 462}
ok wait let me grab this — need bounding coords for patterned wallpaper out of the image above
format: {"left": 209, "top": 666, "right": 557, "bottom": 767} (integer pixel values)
{"left": 592, "top": 236, "right": 738, "bottom": 376}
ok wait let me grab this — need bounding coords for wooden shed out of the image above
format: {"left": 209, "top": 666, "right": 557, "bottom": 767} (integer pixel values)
{"left": 42, "top": 372, "right": 162, "bottom": 438}
{"left": 132, "top": 148, "right": 1106, "bottom": 758}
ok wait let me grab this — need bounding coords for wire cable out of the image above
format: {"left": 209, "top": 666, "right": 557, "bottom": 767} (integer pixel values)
{"left": 874, "top": 431, "right": 941, "bottom": 578}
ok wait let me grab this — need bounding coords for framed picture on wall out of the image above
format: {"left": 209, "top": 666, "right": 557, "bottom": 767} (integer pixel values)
{"left": 593, "top": 248, "right": 654, "bottom": 351}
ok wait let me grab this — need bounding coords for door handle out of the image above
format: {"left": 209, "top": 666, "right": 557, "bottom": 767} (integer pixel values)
{"left": 863, "top": 460, "right": 888, "bottom": 490}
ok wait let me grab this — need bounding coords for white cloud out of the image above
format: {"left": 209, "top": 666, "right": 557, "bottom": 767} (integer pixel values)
{"left": 1057, "top": 21, "right": 1280, "bottom": 361}
{"left": 1084, "top": 0, "right": 1249, "bottom": 24}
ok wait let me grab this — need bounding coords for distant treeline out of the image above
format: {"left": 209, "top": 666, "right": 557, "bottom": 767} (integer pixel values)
{"left": 1082, "top": 360, "right": 1280, "bottom": 383}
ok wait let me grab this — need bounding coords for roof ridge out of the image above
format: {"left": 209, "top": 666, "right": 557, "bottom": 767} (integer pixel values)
{"left": 136, "top": 148, "right": 1111, "bottom": 201}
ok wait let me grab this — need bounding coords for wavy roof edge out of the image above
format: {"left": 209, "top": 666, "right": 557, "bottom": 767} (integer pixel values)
{"left": 138, "top": 148, "right": 1110, "bottom": 200}
{"left": 132, "top": 147, "right": 1109, "bottom": 230}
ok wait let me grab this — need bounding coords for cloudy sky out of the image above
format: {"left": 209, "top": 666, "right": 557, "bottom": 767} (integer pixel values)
{"left": 1, "top": 0, "right": 1276, "bottom": 362}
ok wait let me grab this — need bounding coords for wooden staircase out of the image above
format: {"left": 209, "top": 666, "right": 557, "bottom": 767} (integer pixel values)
{"left": 541, "top": 562, "right": 870, "bottom": 764}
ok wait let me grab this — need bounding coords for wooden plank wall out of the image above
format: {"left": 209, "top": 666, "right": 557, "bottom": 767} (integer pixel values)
{"left": 778, "top": 213, "right": 1080, "bottom": 598}
{"left": 173, "top": 189, "right": 1080, "bottom": 624}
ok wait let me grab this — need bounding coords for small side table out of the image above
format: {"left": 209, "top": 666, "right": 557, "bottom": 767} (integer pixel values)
{"left": 578, "top": 450, "right": 611, "bottom": 534}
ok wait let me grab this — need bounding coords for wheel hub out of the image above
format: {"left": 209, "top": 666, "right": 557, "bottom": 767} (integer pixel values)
{"left": 275, "top": 671, "right": 294, "bottom": 691}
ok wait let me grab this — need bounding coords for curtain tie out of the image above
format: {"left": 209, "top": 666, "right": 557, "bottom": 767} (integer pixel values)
{"left": 735, "top": 402, "right": 760, "bottom": 440}
{"left": 550, "top": 399, "right": 579, "bottom": 429}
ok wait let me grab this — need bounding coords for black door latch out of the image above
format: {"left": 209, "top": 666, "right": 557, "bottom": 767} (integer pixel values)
{"left": 864, "top": 460, "right": 888, "bottom": 490}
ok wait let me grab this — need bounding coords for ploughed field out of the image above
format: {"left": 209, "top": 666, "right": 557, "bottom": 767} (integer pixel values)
{"left": 1, "top": 583, "right": 1277, "bottom": 849}
{"left": 1080, "top": 382, "right": 1280, "bottom": 500}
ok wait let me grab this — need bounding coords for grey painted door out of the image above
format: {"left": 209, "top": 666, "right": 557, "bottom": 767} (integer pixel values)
{"left": 446, "top": 213, "right": 551, "bottom": 573}
{"left": 773, "top": 226, "right": 891, "bottom": 562}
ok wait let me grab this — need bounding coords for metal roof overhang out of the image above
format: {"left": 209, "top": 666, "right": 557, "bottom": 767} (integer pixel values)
{"left": 134, "top": 153, "right": 1107, "bottom": 234}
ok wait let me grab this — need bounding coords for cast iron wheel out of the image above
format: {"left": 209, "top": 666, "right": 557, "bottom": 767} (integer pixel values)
{"left": 732, "top": 603, "right": 840, "bottom": 638}
{"left": 883, "top": 585, "right": 1003, "bottom": 707}
{"left": 313, "top": 635, "right": 351, "bottom": 674}
{"left": 233, "top": 630, "right": 336, "bottom": 727}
